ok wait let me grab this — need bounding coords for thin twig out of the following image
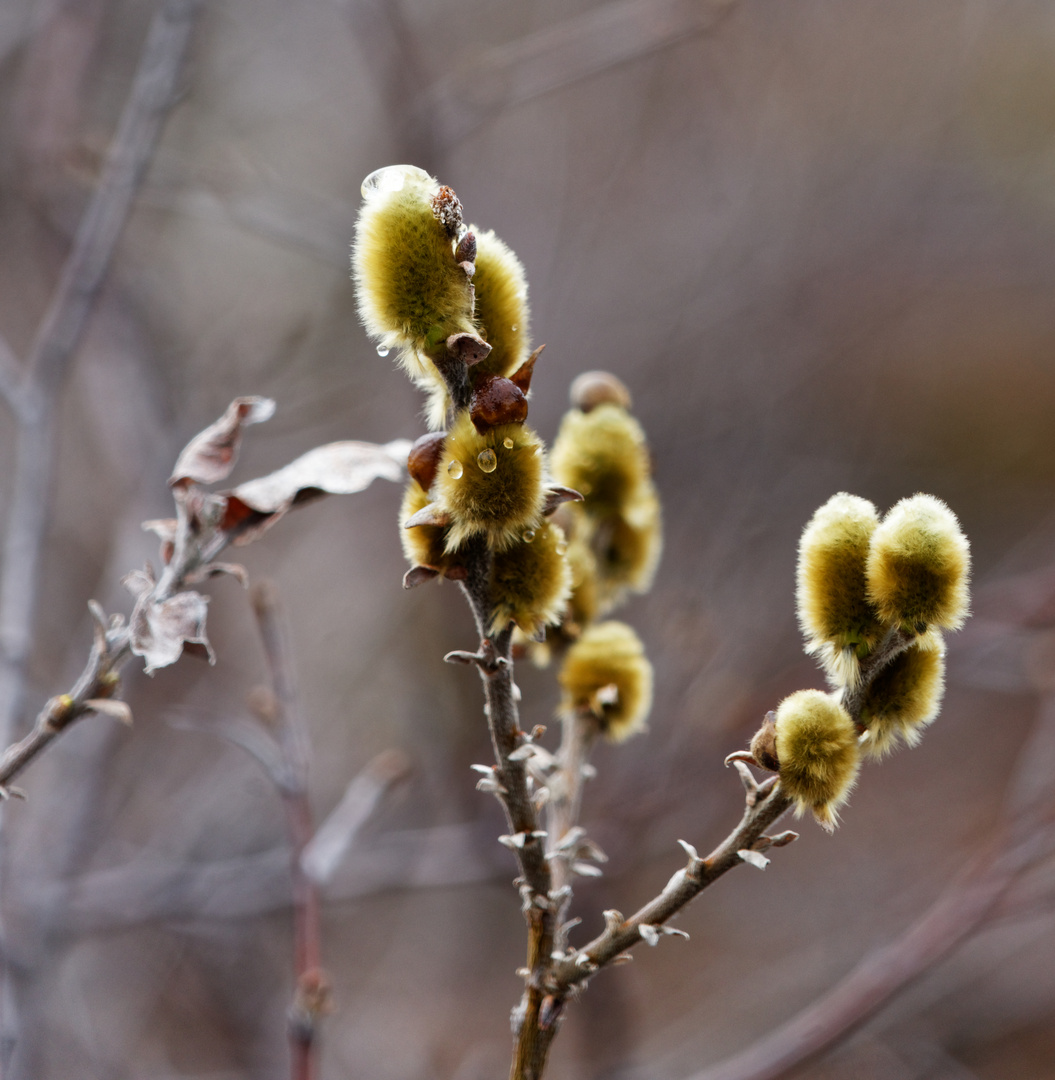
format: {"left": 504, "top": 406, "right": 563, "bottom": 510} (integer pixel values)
{"left": 0, "top": 0, "right": 203, "bottom": 746}
{"left": 251, "top": 581, "right": 330, "bottom": 1080}
{"left": 681, "top": 692, "right": 1055, "bottom": 1080}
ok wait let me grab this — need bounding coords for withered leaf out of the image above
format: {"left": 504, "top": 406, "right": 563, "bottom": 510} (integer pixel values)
{"left": 222, "top": 438, "right": 411, "bottom": 544}
{"left": 170, "top": 397, "right": 276, "bottom": 487}
{"left": 128, "top": 585, "right": 215, "bottom": 674}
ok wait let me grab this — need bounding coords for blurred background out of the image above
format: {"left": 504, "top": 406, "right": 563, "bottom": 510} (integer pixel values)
{"left": 1, "top": 0, "right": 1055, "bottom": 1076}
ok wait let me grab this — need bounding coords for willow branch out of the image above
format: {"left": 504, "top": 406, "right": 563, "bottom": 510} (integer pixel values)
{"left": 551, "top": 774, "right": 793, "bottom": 993}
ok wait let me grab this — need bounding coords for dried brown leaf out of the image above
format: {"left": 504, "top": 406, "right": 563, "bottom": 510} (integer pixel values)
{"left": 169, "top": 397, "right": 276, "bottom": 487}
{"left": 128, "top": 587, "right": 215, "bottom": 674}
{"left": 222, "top": 438, "right": 410, "bottom": 544}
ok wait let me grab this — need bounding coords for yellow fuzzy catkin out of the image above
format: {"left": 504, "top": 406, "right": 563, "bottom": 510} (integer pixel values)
{"left": 796, "top": 493, "right": 886, "bottom": 687}
{"left": 489, "top": 522, "right": 572, "bottom": 637}
{"left": 352, "top": 165, "right": 475, "bottom": 413}
{"left": 434, "top": 410, "right": 545, "bottom": 553}
{"left": 400, "top": 482, "right": 449, "bottom": 571}
{"left": 564, "top": 537, "right": 601, "bottom": 631}
{"left": 592, "top": 483, "right": 663, "bottom": 613}
{"left": 859, "top": 637, "right": 946, "bottom": 758}
{"left": 550, "top": 404, "right": 651, "bottom": 518}
{"left": 558, "top": 621, "right": 653, "bottom": 742}
{"left": 774, "top": 689, "right": 860, "bottom": 831}
{"left": 470, "top": 228, "right": 530, "bottom": 381}
{"left": 866, "top": 494, "right": 971, "bottom": 634}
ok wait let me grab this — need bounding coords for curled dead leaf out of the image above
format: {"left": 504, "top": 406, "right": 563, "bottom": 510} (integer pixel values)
{"left": 170, "top": 397, "right": 276, "bottom": 487}
{"left": 221, "top": 438, "right": 410, "bottom": 544}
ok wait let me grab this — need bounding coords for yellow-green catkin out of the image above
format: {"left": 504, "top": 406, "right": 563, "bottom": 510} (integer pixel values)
{"left": 796, "top": 493, "right": 886, "bottom": 688}
{"left": 592, "top": 484, "right": 663, "bottom": 613}
{"left": 434, "top": 409, "right": 545, "bottom": 553}
{"left": 352, "top": 165, "right": 475, "bottom": 419}
{"left": 400, "top": 482, "right": 449, "bottom": 572}
{"left": 470, "top": 228, "right": 529, "bottom": 381}
{"left": 859, "top": 637, "right": 946, "bottom": 758}
{"left": 866, "top": 494, "right": 971, "bottom": 634}
{"left": 558, "top": 621, "right": 653, "bottom": 742}
{"left": 551, "top": 404, "right": 651, "bottom": 517}
{"left": 774, "top": 689, "right": 860, "bottom": 831}
{"left": 490, "top": 522, "right": 572, "bottom": 637}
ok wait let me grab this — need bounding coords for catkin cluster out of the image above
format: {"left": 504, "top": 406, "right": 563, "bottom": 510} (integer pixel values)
{"left": 749, "top": 492, "right": 971, "bottom": 829}
{"left": 353, "top": 166, "right": 661, "bottom": 740}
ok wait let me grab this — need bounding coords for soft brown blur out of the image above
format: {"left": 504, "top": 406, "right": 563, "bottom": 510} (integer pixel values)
{"left": 2, "top": 1, "right": 1055, "bottom": 1077}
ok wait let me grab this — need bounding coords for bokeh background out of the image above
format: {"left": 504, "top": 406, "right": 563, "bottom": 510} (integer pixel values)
{"left": 1, "top": 0, "right": 1055, "bottom": 1077}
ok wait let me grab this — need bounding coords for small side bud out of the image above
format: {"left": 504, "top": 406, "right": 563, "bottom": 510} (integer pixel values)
{"left": 773, "top": 689, "right": 860, "bottom": 830}
{"left": 866, "top": 494, "right": 971, "bottom": 634}
{"left": 569, "top": 370, "right": 632, "bottom": 412}
{"left": 558, "top": 621, "right": 653, "bottom": 743}
{"left": 447, "top": 331, "right": 492, "bottom": 366}
{"left": 430, "top": 184, "right": 463, "bottom": 238}
{"left": 748, "top": 711, "right": 780, "bottom": 771}
{"left": 454, "top": 230, "right": 477, "bottom": 264}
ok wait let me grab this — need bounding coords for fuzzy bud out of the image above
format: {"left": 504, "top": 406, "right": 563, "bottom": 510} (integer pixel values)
{"left": 558, "top": 621, "right": 653, "bottom": 742}
{"left": 569, "top": 370, "right": 632, "bottom": 413}
{"left": 773, "top": 689, "right": 860, "bottom": 831}
{"left": 400, "top": 481, "right": 457, "bottom": 576}
{"left": 352, "top": 165, "right": 476, "bottom": 426}
{"left": 469, "top": 227, "right": 530, "bottom": 382}
{"left": 489, "top": 522, "right": 573, "bottom": 638}
{"left": 550, "top": 402, "right": 650, "bottom": 519}
{"left": 859, "top": 636, "right": 946, "bottom": 758}
{"left": 434, "top": 409, "right": 545, "bottom": 553}
{"left": 796, "top": 493, "right": 886, "bottom": 687}
{"left": 866, "top": 494, "right": 971, "bottom": 634}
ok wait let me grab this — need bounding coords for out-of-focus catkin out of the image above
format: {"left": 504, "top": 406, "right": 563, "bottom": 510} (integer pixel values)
{"left": 558, "top": 621, "right": 653, "bottom": 742}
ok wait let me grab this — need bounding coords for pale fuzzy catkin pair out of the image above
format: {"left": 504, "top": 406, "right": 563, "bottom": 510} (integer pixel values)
{"left": 797, "top": 492, "right": 968, "bottom": 755}
{"left": 353, "top": 164, "right": 531, "bottom": 430}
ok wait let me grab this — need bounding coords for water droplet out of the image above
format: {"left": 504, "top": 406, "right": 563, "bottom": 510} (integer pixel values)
{"left": 503, "top": 437, "right": 514, "bottom": 450}
{"left": 511, "top": 324, "right": 518, "bottom": 332}
{"left": 376, "top": 344, "right": 390, "bottom": 357}
{"left": 360, "top": 164, "right": 431, "bottom": 199}
{"left": 555, "top": 541, "right": 567, "bottom": 555}
{"left": 447, "top": 460, "right": 463, "bottom": 479}
{"left": 477, "top": 448, "right": 498, "bottom": 473}
{"left": 522, "top": 529, "right": 536, "bottom": 543}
